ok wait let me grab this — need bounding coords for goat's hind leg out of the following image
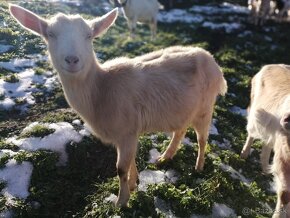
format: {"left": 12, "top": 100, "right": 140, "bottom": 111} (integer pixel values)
{"left": 157, "top": 129, "right": 186, "bottom": 163}
{"left": 194, "top": 113, "right": 212, "bottom": 172}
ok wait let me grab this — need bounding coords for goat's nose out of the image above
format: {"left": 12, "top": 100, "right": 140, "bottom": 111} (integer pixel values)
{"left": 65, "top": 56, "right": 79, "bottom": 65}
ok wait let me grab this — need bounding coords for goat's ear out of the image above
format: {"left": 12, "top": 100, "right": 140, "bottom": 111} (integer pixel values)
{"left": 91, "top": 8, "right": 118, "bottom": 37}
{"left": 9, "top": 4, "right": 48, "bottom": 36}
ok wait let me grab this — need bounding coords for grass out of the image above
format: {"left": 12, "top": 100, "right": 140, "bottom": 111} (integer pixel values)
{"left": 0, "top": 0, "right": 289, "bottom": 217}
{"left": 20, "top": 124, "right": 55, "bottom": 138}
{"left": 4, "top": 74, "right": 19, "bottom": 83}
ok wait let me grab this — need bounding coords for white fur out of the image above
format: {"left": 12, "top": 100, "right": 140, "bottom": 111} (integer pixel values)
{"left": 9, "top": 4, "right": 227, "bottom": 207}
{"left": 114, "top": 0, "right": 159, "bottom": 39}
{"left": 241, "top": 64, "right": 290, "bottom": 217}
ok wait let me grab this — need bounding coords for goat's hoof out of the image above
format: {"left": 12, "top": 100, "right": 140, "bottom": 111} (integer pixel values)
{"left": 240, "top": 151, "right": 248, "bottom": 159}
{"left": 156, "top": 155, "right": 170, "bottom": 165}
{"left": 195, "top": 165, "right": 204, "bottom": 172}
{"left": 115, "top": 199, "right": 128, "bottom": 208}
{"left": 129, "top": 183, "right": 137, "bottom": 192}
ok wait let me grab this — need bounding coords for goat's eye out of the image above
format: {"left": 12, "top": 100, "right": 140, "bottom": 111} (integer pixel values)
{"left": 86, "top": 33, "right": 92, "bottom": 39}
{"left": 47, "top": 31, "right": 56, "bottom": 38}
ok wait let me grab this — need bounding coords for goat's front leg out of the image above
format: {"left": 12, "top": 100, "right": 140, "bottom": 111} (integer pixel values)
{"left": 127, "top": 18, "right": 137, "bottom": 39}
{"left": 241, "top": 136, "right": 254, "bottom": 159}
{"left": 273, "top": 190, "right": 290, "bottom": 218}
{"left": 260, "top": 144, "right": 272, "bottom": 174}
{"left": 116, "top": 136, "right": 137, "bottom": 207}
{"left": 128, "top": 158, "right": 138, "bottom": 191}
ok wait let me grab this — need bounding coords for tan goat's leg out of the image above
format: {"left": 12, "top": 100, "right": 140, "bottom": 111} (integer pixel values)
{"left": 260, "top": 144, "right": 272, "bottom": 174}
{"left": 115, "top": 137, "right": 137, "bottom": 207}
{"left": 195, "top": 130, "right": 208, "bottom": 172}
{"left": 158, "top": 129, "right": 186, "bottom": 162}
{"left": 241, "top": 136, "right": 254, "bottom": 159}
{"left": 194, "top": 113, "right": 212, "bottom": 172}
{"left": 128, "top": 158, "right": 138, "bottom": 191}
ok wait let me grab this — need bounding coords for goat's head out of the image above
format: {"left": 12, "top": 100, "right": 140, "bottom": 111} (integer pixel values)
{"left": 280, "top": 112, "right": 290, "bottom": 132}
{"left": 9, "top": 5, "right": 118, "bottom": 78}
{"left": 110, "top": 0, "right": 126, "bottom": 8}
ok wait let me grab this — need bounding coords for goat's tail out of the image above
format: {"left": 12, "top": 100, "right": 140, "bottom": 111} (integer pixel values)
{"left": 219, "top": 77, "right": 228, "bottom": 96}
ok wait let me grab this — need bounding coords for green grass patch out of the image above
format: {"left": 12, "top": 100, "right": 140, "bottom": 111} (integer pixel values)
{"left": 20, "top": 124, "right": 55, "bottom": 138}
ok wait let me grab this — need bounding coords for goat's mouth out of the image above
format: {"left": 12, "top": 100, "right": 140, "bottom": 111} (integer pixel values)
{"left": 61, "top": 65, "right": 84, "bottom": 74}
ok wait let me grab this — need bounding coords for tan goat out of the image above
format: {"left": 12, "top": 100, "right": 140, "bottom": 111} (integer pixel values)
{"left": 9, "top": 4, "right": 227, "bottom": 206}
{"left": 241, "top": 64, "right": 290, "bottom": 217}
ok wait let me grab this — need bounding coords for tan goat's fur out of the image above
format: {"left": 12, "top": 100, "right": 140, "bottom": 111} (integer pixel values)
{"left": 9, "top": 5, "right": 227, "bottom": 206}
{"left": 241, "top": 64, "right": 290, "bottom": 217}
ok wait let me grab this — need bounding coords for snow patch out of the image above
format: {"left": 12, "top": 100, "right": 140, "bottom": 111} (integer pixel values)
{"left": 0, "top": 44, "right": 13, "bottom": 54}
{"left": 190, "top": 3, "right": 248, "bottom": 15}
{"left": 138, "top": 169, "right": 178, "bottom": 191}
{"left": 212, "top": 203, "right": 236, "bottom": 218}
{"left": 268, "top": 180, "right": 276, "bottom": 193}
{"left": 138, "top": 170, "right": 165, "bottom": 192}
{"left": 104, "top": 193, "right": 118, "bottom": 203}
{"left": 210, "top": 119, "right": 219, "bottom": 135}
{"left": 147, "top": 148, "right": 161, "bottom": 163}
{"left": 0, "top": 58, "right": 37, "bottom": 72}
{"left": 182, "top": 137, "right": 194, "bottom": 146}
{"left": 0, "top": 160, "right": 33, "bottom": 201}
{"left": 154, "top": 197, "right": 176, "bottom": 217}
{"left": 0, "top": 68, "right": 57, "bottom": 111}
{"left": 158, "top": 10, "right": 203, "bottom": 23}
{"left": 202, "top": 22, "right": 242, "bottom": 33}
{"left": 229, "top": 106, "right": 247, "bottom": 117}
{"left": 7, "top": 122, "right": 83, "bottom": 165}
{"left": 212, "top": 138, "right": 231, "bottom": 149}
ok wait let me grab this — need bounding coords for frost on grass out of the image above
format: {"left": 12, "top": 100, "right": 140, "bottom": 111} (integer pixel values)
{"left": 0, "top": 159, "right": 33, "bottom": 202}
{"left": 7, "top": 122, "right": 83, "bottom": 165}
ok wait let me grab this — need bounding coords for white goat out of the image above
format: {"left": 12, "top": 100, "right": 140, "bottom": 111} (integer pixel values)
{"left": 113, "top": 0, "right": 159, "bottom": 39}
{"left": 9, "top": 4, "right": 227, "bottom": 206}
{"left": 248, "top": 0, "right": 271, "bottom": 25}
{"left": 241, "top": 65, "right": 290, "bottom": 218}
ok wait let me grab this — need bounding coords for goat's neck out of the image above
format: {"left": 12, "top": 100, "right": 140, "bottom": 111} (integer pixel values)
{"left": 57, "top": 60, "right": 103, "bottom": 117}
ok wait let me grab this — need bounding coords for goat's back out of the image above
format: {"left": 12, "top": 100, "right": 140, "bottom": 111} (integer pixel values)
{"left": 124, "top": 0, "right": 159, "bottom": 22}
{"left": 91, "top": 46, "right": 225, "bottom": 143}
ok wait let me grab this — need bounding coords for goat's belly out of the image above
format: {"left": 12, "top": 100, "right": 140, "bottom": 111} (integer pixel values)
{"left": 139, "top": 111, "right": 192, "bottom": 133}
{"left": 247, "top": 122, "right": 275, "bottom": 145}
